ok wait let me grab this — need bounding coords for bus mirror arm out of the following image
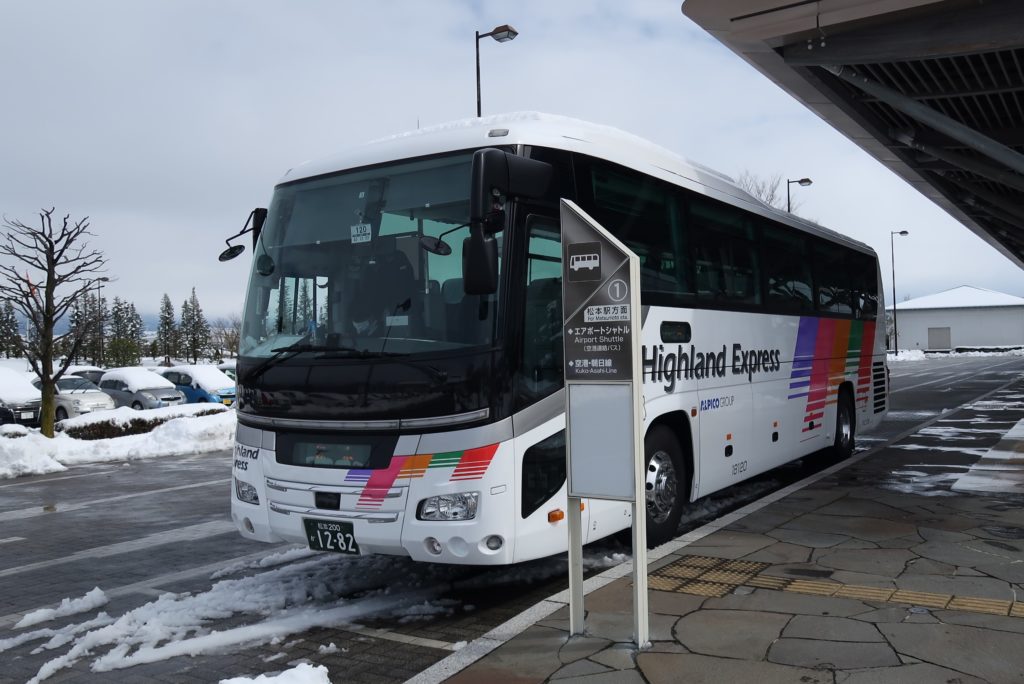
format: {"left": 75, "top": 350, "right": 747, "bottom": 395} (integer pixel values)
{"left": 218, "top": 208, "right": 268, "bottom": 262}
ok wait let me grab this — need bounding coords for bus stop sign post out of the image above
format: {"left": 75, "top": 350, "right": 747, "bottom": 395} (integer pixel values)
{"left": 560, "top": 199, "right": 649, "bottom": 649}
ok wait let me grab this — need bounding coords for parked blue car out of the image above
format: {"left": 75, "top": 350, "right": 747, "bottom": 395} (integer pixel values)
{"left": 160, "top": 365, "right": 236, "bottom": 406}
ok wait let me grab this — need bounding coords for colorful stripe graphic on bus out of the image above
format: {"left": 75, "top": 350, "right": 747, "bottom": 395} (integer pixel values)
{"left": 345, "top": 444, "right": 500, "bottom": 508}
{"left": 788, "top": 317, "right": 876, "bottom": 433}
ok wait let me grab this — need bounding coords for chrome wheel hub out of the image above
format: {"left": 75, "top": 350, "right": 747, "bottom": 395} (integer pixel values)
{"left": 646, "top": 450, "right": 678, "bottom": 524}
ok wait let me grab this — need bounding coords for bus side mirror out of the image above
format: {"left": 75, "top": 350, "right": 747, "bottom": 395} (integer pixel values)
{"left": 463, "top": 230, "right": 499, "bottom": 295}
{"left": 466, "top": 149, "right": 552, "bottom": 294}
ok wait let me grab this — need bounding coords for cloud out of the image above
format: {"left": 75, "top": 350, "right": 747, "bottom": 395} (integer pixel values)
{"left": 0, "top": 0, "right": 1019, "bottom": 318}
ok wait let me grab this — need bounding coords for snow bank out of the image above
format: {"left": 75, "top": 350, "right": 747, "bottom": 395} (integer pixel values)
{"left": 888, "top": 350, "right": 927, "bottom": 362}
{"left": 0, "top": 409, "right": 236, "bottom": 480}
{"left": 220, "top": 663, "right": 330, "bottom": 684}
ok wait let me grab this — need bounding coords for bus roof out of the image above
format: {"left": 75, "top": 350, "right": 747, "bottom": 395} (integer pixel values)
{"left": 282, "top": 112, "right": 875, "bottom": 257}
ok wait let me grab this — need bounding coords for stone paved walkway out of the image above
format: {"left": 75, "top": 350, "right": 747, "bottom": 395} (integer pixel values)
{"left": 434, "top": 382, "right": 1024, "bottom": 684}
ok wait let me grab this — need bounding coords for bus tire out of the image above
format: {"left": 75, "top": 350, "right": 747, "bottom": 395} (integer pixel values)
{"left": 644, "top": 425, "right": 687, "bottom": 548}
{"left": 831, "top": 389, "right": 855, "bottom": 459}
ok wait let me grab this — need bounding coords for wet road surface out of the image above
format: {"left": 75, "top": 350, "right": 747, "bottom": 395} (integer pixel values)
{"left": 1, "top": 354, "right": 1022, "bottom": 683}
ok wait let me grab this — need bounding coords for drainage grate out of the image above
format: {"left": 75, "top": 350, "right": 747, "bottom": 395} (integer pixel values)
{"left": 651, "top": 554, "right": 1024, "bottom": 619}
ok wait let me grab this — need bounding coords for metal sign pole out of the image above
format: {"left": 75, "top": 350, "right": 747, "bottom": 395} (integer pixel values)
{"left": 628, "top": 252, "right": 649, "bottom": 647}
{"left": 560, "top": 199, "right": 648, "bottom": 648}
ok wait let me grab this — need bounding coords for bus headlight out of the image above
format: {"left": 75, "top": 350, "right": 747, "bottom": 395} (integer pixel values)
{"left": 417, "top": 493, "right": 479, "bottom": 521}
{"left": 235, "top": 477, "right": 259, "bottom": 505}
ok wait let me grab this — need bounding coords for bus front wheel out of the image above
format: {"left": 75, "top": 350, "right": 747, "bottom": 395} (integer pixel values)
{"left": 644, "top": 425, "right": 687, "bottom": 548}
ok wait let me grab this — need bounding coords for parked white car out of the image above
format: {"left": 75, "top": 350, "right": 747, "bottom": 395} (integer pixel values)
{"left": 31, "top": 375, "right": 115, "bottom": 421}
{"left": 0, "top": 367, "right": 42, "bottom": 426}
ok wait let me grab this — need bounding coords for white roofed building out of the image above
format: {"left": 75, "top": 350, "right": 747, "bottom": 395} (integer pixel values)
{"left": 887, "top": 286, "right": 1024, "bottom": 352}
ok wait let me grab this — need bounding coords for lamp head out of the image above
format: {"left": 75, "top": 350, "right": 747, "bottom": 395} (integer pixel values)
{"left": 797, "top": 178, "right": 813, "bottom": 186}
{"left": 489, "top": 24, "right": 518, "bottom": 42}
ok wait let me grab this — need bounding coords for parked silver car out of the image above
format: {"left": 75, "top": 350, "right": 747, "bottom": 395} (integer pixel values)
{"left": 98, "top": 367, "right": 185, "bottom": 410}
{"left": 31, "top": 375, "right": 115, "bottom": 421}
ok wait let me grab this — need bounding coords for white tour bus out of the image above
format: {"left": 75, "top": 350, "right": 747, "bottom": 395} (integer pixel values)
{"left": 226, "top": 113, "right": 888, "bottom": 565}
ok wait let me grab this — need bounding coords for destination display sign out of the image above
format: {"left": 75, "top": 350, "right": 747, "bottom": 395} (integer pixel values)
{"left": 561, "top": 216, "right": 636, "bottom": 382}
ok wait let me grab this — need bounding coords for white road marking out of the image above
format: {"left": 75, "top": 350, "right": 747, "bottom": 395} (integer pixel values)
{"left": 0, "top": 537, "right": 26, "bottom": 545}
{"left": 343, "top": 624, "right": 456, "bottom": 651}
{"left": 952, "top": 417, "right": 1024, "bottom": 493}
{"left": 0, "top": 520, "right": 236, "bottom": 579}
{"left": 0, "top": 479, "right": 230, "bottom": 522}
{"left": 0, "top": 469, "right": 115, "bottom": 489}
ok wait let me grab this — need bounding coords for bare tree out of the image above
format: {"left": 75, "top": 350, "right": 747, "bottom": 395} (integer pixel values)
{"left": 210, "top": 314, "right": 242, "bottom": 360}
{"left": 736, "top": 170, "right": 786, "bottom": 211}
{"left": 0, "top": 209, "right": 107, "bottom": 437}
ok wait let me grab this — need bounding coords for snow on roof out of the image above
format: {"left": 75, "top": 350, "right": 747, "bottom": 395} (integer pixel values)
{"left": 0, "top": 367, "right": 41, "bottom": 404}
{"left": 165, "top": 365, "right": 235, "bottom": 391}
{"left": 101, "top": 367, "right": 175, "bottom": 392}
{"left": 887, "top": 285, "right": 1024, "bottom": 311}
{"left": 281, "top": 112, "right": 874, "bottom": 255}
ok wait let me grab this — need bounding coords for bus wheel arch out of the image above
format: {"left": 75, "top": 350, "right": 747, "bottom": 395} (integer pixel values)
{"left": 643, "top": 412, "right": 694, "bottom": 548}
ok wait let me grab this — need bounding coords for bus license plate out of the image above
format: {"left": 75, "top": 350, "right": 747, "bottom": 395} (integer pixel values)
{"left": 303, "top": 518, "right": 360, "bottom": 555}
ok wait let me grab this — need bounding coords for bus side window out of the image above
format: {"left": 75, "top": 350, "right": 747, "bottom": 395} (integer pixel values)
{"left": 813, "top": 241, "right": 853, "bottom": 315}
{"left": 763, "top": 224, "right": 814, "bottom": 312}
{"left": 689, "top": 196, "right": 761, "bottom": 305}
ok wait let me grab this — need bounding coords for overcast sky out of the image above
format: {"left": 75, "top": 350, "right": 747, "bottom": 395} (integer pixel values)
{"left": 1, "top": 0, "right": 1021, "bottom": 318}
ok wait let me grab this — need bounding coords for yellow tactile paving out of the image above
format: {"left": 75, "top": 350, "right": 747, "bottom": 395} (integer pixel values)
{"left": 787, "top": 579, "right": 840, "bottom": 596}
{"left": 947, "top": 597, "right": 1012, "bottom": 616}
{"left": 648, "top": 575, "right": 684, "bottom": 592}
{"left": 746, "top": 575, "right": 790, "bottom": 590}
{"left": 677, "top": 580, "right": 733, "bottom": 597}
{"left": 660, "top": 565, "right": 706, "bottom": 579}
{"left": 702, "top": 569, "right": 760, "bottom": 585}
{"left": 887, "top": 590, "right": 952, "bottom": 610}
{"left": 720, "top": 560, "right": 768, "bottom": 573}
{"left": 834, "top": 585, "right": 896, "bottom": 602}
{"left": 649, "top": 555, "right": 1022, "bottom": 619}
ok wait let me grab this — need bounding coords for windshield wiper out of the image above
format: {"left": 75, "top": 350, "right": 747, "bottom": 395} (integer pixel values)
{"left": 246, "top": 341, "right": 408, "bottom": 383}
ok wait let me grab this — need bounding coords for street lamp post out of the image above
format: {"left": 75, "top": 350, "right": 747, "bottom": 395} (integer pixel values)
{"left": 96, "top": 277, "right": 109, "bottom": 366}
{"left": 889, "top": 230, "right": 909, "bottom": 353}
{"left": 475, "top": 24, "right": 518, "bottom": 117}
{"left": 786, "top": 177, "right": 813, "bottom": 213}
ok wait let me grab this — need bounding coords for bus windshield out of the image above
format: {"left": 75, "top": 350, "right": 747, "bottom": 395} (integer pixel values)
{"left": 240, "top": 152, "right": 501, "bottom": 358}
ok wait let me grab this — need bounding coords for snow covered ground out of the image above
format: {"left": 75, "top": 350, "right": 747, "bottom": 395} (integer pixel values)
{"left": 0, "top": 405, "right": 235, "bottom": 480}
{"left": 889, "top": 348, "right": 1024, "bottom": 362}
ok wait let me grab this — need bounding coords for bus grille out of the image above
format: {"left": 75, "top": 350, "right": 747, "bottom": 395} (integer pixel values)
{"left": 872, "top": 362, "right": 887, "bottom": 414}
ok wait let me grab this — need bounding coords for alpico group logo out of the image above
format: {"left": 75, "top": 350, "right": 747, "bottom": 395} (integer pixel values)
{"left": 643, "top": 343, "right": 782, "bottom": 392}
